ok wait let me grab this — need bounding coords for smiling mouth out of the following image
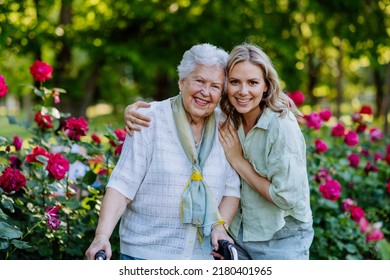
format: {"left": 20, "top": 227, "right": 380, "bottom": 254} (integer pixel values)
{"left": 194, "top": 97, "right": 208, "bottom": 106}
{"left": 236, "top": 98, "right": 251, "bottom": 105}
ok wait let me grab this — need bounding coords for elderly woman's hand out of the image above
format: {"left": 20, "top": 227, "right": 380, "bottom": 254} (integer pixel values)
{"left": 210, "top": 224, "right": 234, "bottom": 259}
{"left": 124, "top": 101, "right": 151, "bottom": 136}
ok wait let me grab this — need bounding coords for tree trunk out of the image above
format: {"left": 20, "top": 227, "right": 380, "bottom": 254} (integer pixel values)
{"left": 153, "top": 68, "right": 172, "bottom": 101}
{"left": 373, "top": 69, "right": 384, "bottom": 118}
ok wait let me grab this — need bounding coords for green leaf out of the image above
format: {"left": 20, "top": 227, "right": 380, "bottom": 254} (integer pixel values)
{"left": 0, "top": 239, "right": 10, "bottom": 250}
{"left": 11, "top": 239, "right": 31, "bottom": 249}
{"left": 376, "top": 239, "right": 390, "bottom": 260}
{"left": 83, "top": 170, "right": 97, "bottom": 185}
{"left": 0, "top": 222, "right": 23, "bottom": 239}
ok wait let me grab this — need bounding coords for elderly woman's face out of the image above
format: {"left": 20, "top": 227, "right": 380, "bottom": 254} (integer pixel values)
{"left": 179, "top": 64, "right": 225, "bottom": 120}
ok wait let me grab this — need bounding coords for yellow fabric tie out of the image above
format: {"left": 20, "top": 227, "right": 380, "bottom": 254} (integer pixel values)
{"left": 191, "top": 171, "right": 202, "bottom": 181}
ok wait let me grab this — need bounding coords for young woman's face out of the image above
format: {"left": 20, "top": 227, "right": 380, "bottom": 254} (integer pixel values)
{"left": 227, "top": 61, "right": 268, "bottom": 117}
{"left": 179, "top": 64, "right": 224, "bottom": 121}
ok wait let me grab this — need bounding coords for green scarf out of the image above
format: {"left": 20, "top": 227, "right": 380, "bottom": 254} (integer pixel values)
{"left": 172, "top": 94, "right": 223, "bottom": 251}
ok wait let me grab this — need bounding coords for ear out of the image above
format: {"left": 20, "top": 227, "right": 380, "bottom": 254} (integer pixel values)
{"left": 178, "top": 79, "right": 184, "bottom": 92}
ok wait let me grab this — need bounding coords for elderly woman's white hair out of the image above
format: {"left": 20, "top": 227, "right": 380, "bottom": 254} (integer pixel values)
{"left": 177, "top": 43, "right": 229, "bottom": 80}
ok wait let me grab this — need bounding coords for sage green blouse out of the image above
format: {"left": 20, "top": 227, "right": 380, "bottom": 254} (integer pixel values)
{"left": 229, "top": 108, "right": 312, "bottom": 242}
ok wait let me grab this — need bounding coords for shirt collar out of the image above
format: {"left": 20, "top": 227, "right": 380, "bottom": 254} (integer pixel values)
{"left": 254, "top": 107, "right": 279, "bottom": 130}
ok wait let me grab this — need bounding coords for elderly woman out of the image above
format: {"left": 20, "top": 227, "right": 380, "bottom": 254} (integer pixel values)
{"left": 85, "top": 44, "right": 240, "bottom": 260}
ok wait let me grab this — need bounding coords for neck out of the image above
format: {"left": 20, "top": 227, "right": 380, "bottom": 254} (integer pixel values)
{"left": 242, "top": 108, "right": 262, "bottom": 134}
{"left": 187, "top": 115, "right": 205, "bottom": 147}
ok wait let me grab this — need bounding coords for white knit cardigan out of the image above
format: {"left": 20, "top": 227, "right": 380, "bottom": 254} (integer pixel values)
{"left": 107, "top": 99, "right": 240, "bottom": 260}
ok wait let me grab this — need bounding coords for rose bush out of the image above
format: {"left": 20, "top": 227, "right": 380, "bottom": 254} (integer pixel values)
{"left": 0, "top": 66, "right": 388, "bottom": 260}
{"left": 301, "top": 104, "right": 390, "bottom": 259}
{"left": 0, "top": 61, "right": 124, "bottom": 259}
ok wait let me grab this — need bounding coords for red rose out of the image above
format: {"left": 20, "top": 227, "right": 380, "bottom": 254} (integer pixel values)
{"left": 91, "top": 134, "right": 101, "bottom": 145}
{"left": 331, "top": 123, "right": 345, "bottom": 137}
{"left": 34, "top": 111, "right": 53, "bottom": 129}
{"left": 29, "top": 60, "right": 53, "bottom": 83}
{"left": 0, "top": 74, "right": 9, "bottom": 99}
{"left": 319, "top": 109, "right": 332, "bottom": 121}
{"left": 26, "top": 146, "right": 49, "bottom": 164}
{"left": 359, "top": 105, "right": 373, "bottom": 115}
{"left": 46, "top": 153, "right": 70, "bottom": 180}
{"left": 349, "top": 205, "right": 365, "bottom": 222}
{"left": 0, "top": 167, "right": 27, "bottom": 193}
{"left": 62, "top": 117, "right": 89, "bottom": 141}
{"left": 364, "top": 162, "right": 378, "bottom": 174}
{"left": 109, "top": 128, "right": 127, "bottom": 147}
{"left": 115, "top": 128, "right": 126, "bottom": 142}
{"left": 356, "top": 123, "right": 367, "bottom": 133}
{"left": 287, "top": 90, "right": 305, "bottom": 106}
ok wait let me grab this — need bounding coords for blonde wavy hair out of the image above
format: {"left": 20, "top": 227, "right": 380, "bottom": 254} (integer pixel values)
{"left": 220, "top": 43, "right": 302, "bottom": 129}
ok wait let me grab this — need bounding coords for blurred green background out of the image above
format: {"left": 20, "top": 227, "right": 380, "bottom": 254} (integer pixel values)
{"left": 1, "top": 0, "right": 389, "bottom": 138}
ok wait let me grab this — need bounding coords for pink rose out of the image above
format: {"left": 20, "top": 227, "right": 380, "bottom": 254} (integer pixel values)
{"left": 319, "top": 179, "right": 342, "bottom": 201}
{"left": 0, "top": 74, "right": 9, "bottom": 99}
{"left": 342, "top": 198, "right": 354, "bottom": 211}
{"left": 315, "top": 139, "right": 328, "bottom": 153}
{"left": 304, "top": 112, "right": 322, "bottom": 130}
{"left": 29, "top": 60, "right": 53, "bottom": 83}
{"left": 358, "top": 217, "right": 370, "bottom": 233}
{"left": 347, "top": 153, "right": 360, "bottom": 167}
{"left": 369, "top": 128, "right": 384, "bottom": 142}
{"left": 13, "top": 135, "right": 23, "bottom": 151}
{"left": 45, "top": 205, "right": 61, "bottom": 231}
{"left": 366, "top": 228, "right": 384, "bottom": 243}
{"left": 344, "top": 130, "right": 359, "bottom": 146}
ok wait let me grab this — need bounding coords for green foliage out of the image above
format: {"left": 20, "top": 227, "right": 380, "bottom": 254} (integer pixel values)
{"left": 0, "top": 80, "right": 123, "bottom": 260}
